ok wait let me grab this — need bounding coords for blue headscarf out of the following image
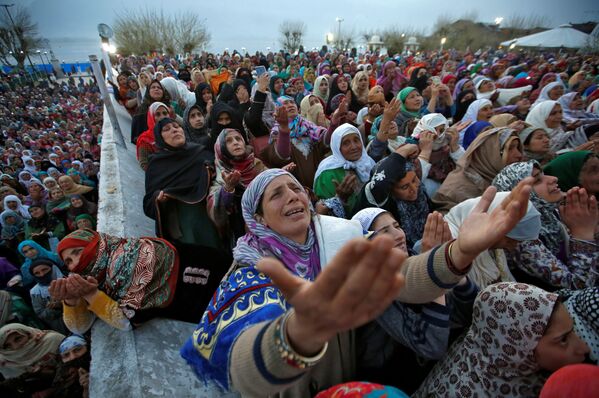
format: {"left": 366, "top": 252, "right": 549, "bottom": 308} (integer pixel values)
{"left": 462, "top": 121, "right": 493, "bottom": 150}
{"left": 59, "top": 335, "right": 87, "bottom": 354}
{"left": 18, "top": 240, "right": 63, "bottom": 288}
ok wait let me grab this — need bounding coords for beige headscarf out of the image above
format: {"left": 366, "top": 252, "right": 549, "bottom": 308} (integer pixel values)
{"left": 490, "top": 113, "right": 518, "bottom": 128}
{"left": 58, "top": 175, "right": 93, "bottom": 195}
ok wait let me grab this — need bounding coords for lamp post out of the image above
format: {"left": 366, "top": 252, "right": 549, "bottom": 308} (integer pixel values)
{"left": 36, "top": 50, "right": 45, "bottom": 75}
{"left": 440, "top": 37, "right": 446, "bottom": 52}
{"left": 335, "top": 17, "right": 344, "bottom": 49}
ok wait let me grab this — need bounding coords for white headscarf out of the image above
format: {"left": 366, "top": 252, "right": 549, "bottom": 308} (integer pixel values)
{"left": 313, "top": 123, "right": 375, "bottom": 184}
{"left": 412, "top": 113, "right": 449, "bottom": 150}
{"left": 524, "top": 100, "right": 586, "bottom": 152}
{"left": 462, "top": 99, "right": 493, "bottom": 124}
{"left": 351, "top": 207, "right": 389, "bottom": 231}
{"left": 444, "top": 192, "right": 541, "bottom": 289}
{"left": 159, "top": 77, "right": 196, "bottom": 107}
{"left": 3, "top": 195, "right": 30, "bottom": 219}
{"left": 474, "top": 77, "right": 497, "bottom": 99}
{"left": 532, "top": 81, "right": 565, "bottom": 107}
{"left": 313, "top": 76, "right": 329, "bottom": 103}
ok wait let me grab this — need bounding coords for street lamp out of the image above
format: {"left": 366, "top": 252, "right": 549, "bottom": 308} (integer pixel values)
{"left": 440, "top": 37, "right": 446, "bottom": 52}
{"left": 335, "top": 17, "right": 344, "bottom": 47}
{"left": 495, "top": 17, "right": 504, "bottom": 26}
{"left": 326, "top": 32, "right": 334, "bottom": 44}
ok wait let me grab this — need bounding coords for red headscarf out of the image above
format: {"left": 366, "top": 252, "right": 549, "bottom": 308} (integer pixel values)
{"left": 135, "top": 102, "right": 173, "bottom": 160}
{"left": 57, "top": 228, "right": 100, "bottom": 273}
{"left": 540, "top": 364, "right": 599, "bottom": 398}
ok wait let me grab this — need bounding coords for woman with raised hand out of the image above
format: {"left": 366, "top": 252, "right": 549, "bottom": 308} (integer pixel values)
{"left": 181, "top": 166, "right": 535, "bottom": 397}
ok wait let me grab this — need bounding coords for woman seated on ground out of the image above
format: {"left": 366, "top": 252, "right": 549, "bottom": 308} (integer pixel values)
{"left": 458, "top": 99, "right": 494, "bottom": 143}
{"left": 544, "top": 151, "right": 599, "bottom": 199}
{"left": 414, "top": 282, "right": 590, "bottom": 398}
{"left": 432, "top": 127, "right": 523, "bottom": 213}
{"left": 559, "top": 91, "right": 599, "bottom": 127}
{"left": 208, "top": 128, "right": 267, "bottom": 245}
{"left": 0, "top": 323, "right": 64, "bottom": 395}
{"left": 46, "top": 187, "right": 71, "bottom": 221}
{"left": 65, "top": 195, "right": 96, "bottom": 232}
{"left": 24, "top": 204, "right": 66, "bottom": 248}
{"left": 180, "top": 167, "right": 535, "bottom": 396}
{"left": 559, "top": 287, "right": 599, "bottom": 365}
{"left": 51, "top": 334, "right": 90, "bottom": 398}
{"left": 525, "top": 100, "right": 591, "bottom": 153}
{"left": 352, "top": 145, "right": 432, "bottom": 250}
{"left": 135, "top": 102, "right": 174, "bottom": 171}
{"left": 29, "top": 258, "right": 68, "bottom": 334}
{"left": 445, "top": 192, "right": 541, "bottom": 289}
{"left": 519, "top": 126, "right": 555, "bottom": 166}
{"left": 18, "top": 240, "right": 63, "bottom": 290}
{"left": 1, "top": 210, "right": 25, "bottom": 252}
{"left": 23, "top": 180, "right": 47, "bottom": 208}
{"left": 74, "top": 214, "right": 95, "bottom": 231}
{"left": 4, "top": 195, "right": 30, "bottom": 220}
{"left": 313, "top": 124, "right": 375, "bottom": 218}
{"left": 532, "top": 80, "right": 566, "bottom": 107}
{"left": 300, "top": 95, "right": 329, "bottom": 128}
{"left": 493, "top": 160, "right": 598, "bottom": 290}
{"left": 183, "top": 103, "right": 210, "bottom": 147}
{"left": 58, "top": 176, "right": 96, "bottom": 204}
{"left": 351, "top": 208, "right": 478, "bottom": 393}
{"left": 394, "top": 87, "right": 427, "bottom": 134}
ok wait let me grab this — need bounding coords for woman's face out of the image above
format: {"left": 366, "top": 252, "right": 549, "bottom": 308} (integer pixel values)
{"left": 149, "top": 83, "right": 163, "bottom": 100}
{"left": 5, "top": 215, "right": 15, "bottom": 225}
{"left": 337, "top": 77, "right": 348, "bottom": 92}
{"left": 71, "top": 197, "right": 84, "bottom": 208}
{"left": 61, "top": 247, "right": 83, "bottom": 271}
{"left": 161, "top": 121, "right": 186, "bottom": 148}
{"left": 4, "top": 331, "right": 29, "bottom": 351}
{"left": 545, "top": 104, "right": 563, "bottom": 129}
{"left": 392, "top": 171, "right": 420, "bottom": 202}
{"left": 59, "top": 178, "right": 74, "bottom": 191}
{"left": 201, "top": 89, "right": 212, "bottom": 103}
{"left": 462, "top": 80, "right": 474, "bottom": 92}
{"left": 293, "top": 79, "right": 304, "bottom": 92}
{"left": 29, "top": 206, "right": 44, "bottom": 219}
{"left": 505, "top": 139, "right": 523, "bottom": 164}
{"left": 188, "top": 108, "right": 205, "bottom": 129}
{"left": 217, "top": 112, "right": 231, "bottom": 126}
{"left": 61, "top": 345, "right": 88, "bottom": 364}
{"left": 274, "top": 78, "right": 284, "bottom": 93}
{"left": 225, "top": 130, "right": 246, "bottom": 157}
{"left": 154, "top": 106, "right": 169, "bottom": 123}
{"left": 532, "top": 167, "right": 563, "bottom": 203}
{"left": 569, "top": 94, "right": 584, "bottom": 110}
{"left": 21, "top": 245, "right": 38, "bottom": 259}
{"left": 318, "top": 79, "right": 328, "bottom": 95}
{"left": 281, "top": 98, "right": 299, "bottom": 118}
{"left": 477, "top": 105, "right": 494, "bottom": 121}
{"left": 357, "top": 75, "right": 369, "bottom": 90}
{"left": 76, "top": 219, "right": 94, "bottom": 230}
{"left": 548, "top": 85, "right": 564, "bottom": 100}
{"left": 535, "top": 303, "right": 589, "bottom": 372}
{"left": 339, "top": 134, "right": 363, "bottom": 162}
{"left": 526, "top": 130, "right": 551, "bottom": 153}
{"left": 404, "top": 91, "right": 423, "bottom": 112}
{"left": 21, "top": 173, "right": 31, "bottom": 181}
{"left": 446, "top": 78, "right": 456, "bottom": 93}
{"left": 7, "top": 201, "right": 17, "bottom": 210}
{"left": 235, "top": 85, "right": 249, "bottom": 102}
{"left": 308, "top": 96, "right": 320, "bottom": 107}
{"left": 117, "top": 75, "right": 127, "bottom": 86}
{"left": 51, "top": 188, "right": 65, "bottom": 201}
{"left": 259, "top": 175, "right": 311, "bottom": 244}
{"left": 461, "top": 92, "right": 475, "bottom": 103}
{"left": 579, "top": 156, "right": 599, "bottom": 195}
{"left": 140, "top": 73, "right": 151, "bottom": 86}
{"left": 479, "top": 80, "right": 495, "bottom": 93}
{"left": 370, "top": 213, "right": 407, "bottom": 253}
{"left": 32, "top": 264, "right": 52, "bottom": 278}
{"left": 387, "top": 121, "right": 399, "bottom": 140}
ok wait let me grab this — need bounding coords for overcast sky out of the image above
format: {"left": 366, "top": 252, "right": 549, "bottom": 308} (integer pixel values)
{"left": 20, "top": 0, "right": 599, "bottom": 58}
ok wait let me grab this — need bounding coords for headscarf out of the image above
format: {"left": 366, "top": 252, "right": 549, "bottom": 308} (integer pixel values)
{"left": 75, "top": 213, "right": 96, "bottom": 229}
{"left": 369, "top": 115, "right": 406, "bottom": 152}
{"left": 489, "top": 113, "right": 518, "bottom": 128}
{"left": 411, "top": 113, "right": 449, "bottom": 150}
{"left": 299, "top": 95, "right": 326, "bottom": 126}
{"left": 540, "top": 364, "right": 599, "bottom": 398}
{"left": 269, "top": 75, "right": 283, "bottom": 102}
{"left": 313, "top": 76, "right": 329, "bottom": 103}
{"left": 58, "top": 335, "right": 87, "bottom": 355}
{"left": 445, "top": 192, "right": 540, "bottom": 288}
{"left": 56, "top": 229, "right": 178, "bottom": 312}
{"left": 492, "top": 161, "right": 563, "bottom": 254}
{"left": 415, "top": 283, "right": 558, "bottom": 398}
{"left": 0, "top": 210, "right": 25, "bottom": 239}
{"left": 525, "top": 100, "right": 576, "bottom": 152}
{"left": 543, "top": 151, "right": 594, "bottom": 192}
{"left": 461, "top": 98, "right": 492, "bottom": 125}
{"left": 351, "top": 208, "right": 389, "bottom": 232}
{"left": 21, "top": 156, "right": 37, "bottom": 174}
{"left": 30, "top": 258, "right": 63, "bottom": 289}
{"left": 453, "top": 78, "right": 471, "bottom": 100}
{"left": 393, "top": 162, "right": 430, "bottom": 246}
{"left": 18, "top": 170, "right": 35, "bottom": 189}
{"left": 17, "top": 240, "right": 62, "bottom": 287}
{"left": 269, "top": 96, "right": 327, "bottom": 158}
{"left": 183, "top": 103, "right": 209, "bottom": 146}
{"left": 3, "top": 195, "right": 30, "bottom": 219}
{"left": 214, "top": 129, "right": 262, "bottom": 188}
{"left": 316, "top": 382, "right": 409, "bottom": 398}
{"left": 314, "top": 123, "right": 375, "bottom": 183}
{"left": 397, "top": 87, "right": 420, "bottom": 117}
{"left": 193, "top": 82, "right": 214, "bottom": 115}
{"left": 233, "top": 169, "right": 320, "bottom": 280}
{"left": 58, "top": 175, "right": 93, "bottom": 196}
{"left": 0, "top": 324, "right": 64, "bottom": 377}
{"left": 564, "top": 288, "right": 599, "bottom": 363}
{"left": 558, "top": 92, "right": 599, "bottom": 123}
{"left": 136, "top": 101, "right": 171, "bottom": 159}
{"left": 453, "top": 89, "right": 476, "bottom": 122}
{"left": 532, "top": 81, "right": 565, "bottom": 107}
{"left": 463, "top": 121, "right": 493, "bottom": 150}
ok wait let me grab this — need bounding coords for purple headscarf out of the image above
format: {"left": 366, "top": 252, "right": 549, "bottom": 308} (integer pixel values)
{"left": 453, "top": 78, "right": 472, "bottom": 100}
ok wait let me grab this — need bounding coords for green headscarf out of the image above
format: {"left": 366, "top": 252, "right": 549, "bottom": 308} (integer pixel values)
{"left": 543, "top": 151, "right": 593, "bottom": 192}
{"left": 75, "top": 213, "right": 96, "bottom": 229}
{"left": 397, "top": 87, "right": 420, "bottom": 117}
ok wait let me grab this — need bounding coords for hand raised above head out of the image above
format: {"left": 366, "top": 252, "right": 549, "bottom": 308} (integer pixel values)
{"left": 274, "top": 106, "right": 289, "bottom": 129}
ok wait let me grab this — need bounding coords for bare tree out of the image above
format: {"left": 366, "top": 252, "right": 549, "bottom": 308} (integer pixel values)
{"left": 279, "top": 20, "right": 306, "bottom": 53}
{"left": 114, "top": 7, "right": 210, "bottom": 56}
{"left": 379, "top": 26, "right": 426, "bottom": 55}
{"left": 504, "top": 14, "right": 550, "bottom": 30}
{"left": 0, "top": 6, "right": 46, "bottom": 69}
{"left": 336, "top": 26, "right": 357, "bottom": 51}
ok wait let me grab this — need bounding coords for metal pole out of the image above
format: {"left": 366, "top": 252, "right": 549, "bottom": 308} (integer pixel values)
{"left": 89, "top": 54, "right": 126, "bottom": 147}
{"left": 100, "top": 40, "right": 115, "bottom": 83}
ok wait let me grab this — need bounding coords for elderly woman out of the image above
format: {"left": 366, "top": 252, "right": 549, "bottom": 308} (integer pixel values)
{"left": 519, "top": 126, "right": 555, "bottom": 166}
{"left": 432, "top": 127, "right": 523, "bottom": 213}
{"left": 493, "top": 161, "right": 598, "bottom": 290}
{"left": 181, "top": 167, "right": 535, "bottom": 396}
{"left": 136, "top": 101, "right": 174, "bottom": 171}
{"left": 414, "top": 282, "right": 590, "bottom": 398}
{"left": 313, "top": 124, "right": 375, "bottom": 217}
{"left": 544, "top": 151, "right": 599, "bottom": 197}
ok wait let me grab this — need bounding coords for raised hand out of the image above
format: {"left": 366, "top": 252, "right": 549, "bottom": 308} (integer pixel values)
{"left": 257, "top": 73, "right": 270, "bottom": 93}
{"left": 65, "top": 274, "right": 98, "bottom": 300}
{"left": 333, "top": 173, "right": 359, "bottom": 203}
{"left": 394, "top": 143, "right": 419, "bottom": 159}
{"left": 418, "top": 131, "right": 435, "bottom": 159}
{"left": 257, "top": 235, "right": 406, "bottom": 355}
{"left": 560, "top": 187, "right": 598, "bottom": 241}
{"left": 421, "top": 211, "right": 452, "bottom": 253}
{"left": 274, "top": 106, "right": 289, "bottom": 130}
{"left": 451, "top": 178, "right": 533, "bottom": 269}
{"left": 222, "top": 170, "right": 242, "bottom": 191}
{"left": 281, "top": 162, "right": 297, "bottom": 173}
{"left": 383, "top": 98, "right": 401, "bottom": 121}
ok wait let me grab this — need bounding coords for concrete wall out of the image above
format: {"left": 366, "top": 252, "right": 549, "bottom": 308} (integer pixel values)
{"left": 91, "top": 99, "right": 232, "bottom": 397}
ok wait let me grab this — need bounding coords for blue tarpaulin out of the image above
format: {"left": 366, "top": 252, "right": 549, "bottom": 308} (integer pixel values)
{"left": 2, "top": 62, "right": 91, "bottom": 74}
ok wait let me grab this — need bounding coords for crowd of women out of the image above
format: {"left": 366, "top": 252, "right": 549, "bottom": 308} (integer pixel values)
{"left": 0, "top": 76, "right": 100, "bottom": 397}
{"left": 2, "top": 44, "right": 599, "bottom": 397}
